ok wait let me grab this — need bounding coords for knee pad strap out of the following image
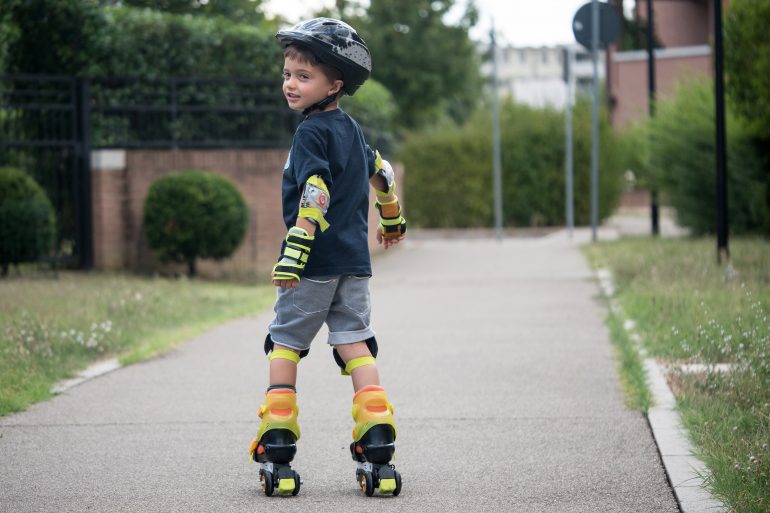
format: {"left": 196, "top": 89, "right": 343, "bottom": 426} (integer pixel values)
{"left": 268, "top": 349, "right": 301, "bottom": 364}
{"left": 342, "top": 356, "right": 376, "bottom": 376}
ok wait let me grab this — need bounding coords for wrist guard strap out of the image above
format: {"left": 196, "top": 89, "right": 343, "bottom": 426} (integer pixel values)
{"left": 272, "top": 227, "right": 314, "bottom": 281}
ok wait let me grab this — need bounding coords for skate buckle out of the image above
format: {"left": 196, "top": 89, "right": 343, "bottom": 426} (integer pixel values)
{"left": 261, "top": 462, "right": 274, "bottom": 473}
{"left": 357, "top": 461, "right": 374, "bottom": 472}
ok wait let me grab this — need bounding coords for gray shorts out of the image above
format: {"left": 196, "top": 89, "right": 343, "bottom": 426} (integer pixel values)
{"left": 268, "top": 275, "right": 376, "bottom": 352}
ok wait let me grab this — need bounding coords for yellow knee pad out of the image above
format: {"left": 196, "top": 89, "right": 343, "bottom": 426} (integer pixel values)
{"left": 351, "top": 385, "right": 397, "bottom": 442}
{"left": 249, "top": 389, "right": 300, "bottom": 457}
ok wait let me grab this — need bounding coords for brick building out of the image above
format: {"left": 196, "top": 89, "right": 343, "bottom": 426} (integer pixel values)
{"left": 608, "top": 0, "right": 729, "bottom": 127}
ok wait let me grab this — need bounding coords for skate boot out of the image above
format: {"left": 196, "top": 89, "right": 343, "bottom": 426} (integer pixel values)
{"left": 350, "top": 385, "right": 401, "bottom": 496}
{"left": 249, "top": 388, "right": 301, "bottom": 496}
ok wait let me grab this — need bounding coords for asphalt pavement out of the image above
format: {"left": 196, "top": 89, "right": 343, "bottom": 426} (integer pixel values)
{"left": 0, "top": 228, "right": 680, "bottom": 513}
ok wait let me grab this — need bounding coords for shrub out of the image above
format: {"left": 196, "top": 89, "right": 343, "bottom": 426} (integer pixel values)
{"left": 0, "top": 167, "right": 56, "bottom": 276}
{"left": 648, "top": 79, "right": 768, "bottom": 235}
{"left": 343, "top": 79, "right": 398, "bottom": 155}
{"left": 399, "top": 98, "right": 625, "bottom": 228}
{"left": 725, "top": 0, "right": 770, "bottom": 140}
{"left": 143, "top": 171, "right": 248, "bottom": 276}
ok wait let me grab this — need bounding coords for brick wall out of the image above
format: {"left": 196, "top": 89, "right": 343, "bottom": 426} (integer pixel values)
{"left": 91, "top": 149, "right": 402, "bottom": 279}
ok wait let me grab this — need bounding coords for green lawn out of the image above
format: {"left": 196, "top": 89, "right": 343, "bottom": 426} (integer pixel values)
{"left": 0, "top": 272, "right": 274, "bottom": 416}
{"left": 583, "top": 237, "right": 769, "bottom": 513}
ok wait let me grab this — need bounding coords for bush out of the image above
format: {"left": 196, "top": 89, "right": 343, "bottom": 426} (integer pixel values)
{"left": 725, "top": 0, "right": 770, "bottom": 140}
{"left": 343, "top": 79, "right": 398, "bottom": 155}
{"left": 398, "top": 98, "right": 624, "bottom": 228}
{"left": 102, "top": 7, "right": 280, "bottom": 80}
{"left": 648, "top": 79, "right": 769, "bottom": 235}
{"left": 0, "top": 167, "right": 56, "bottom": 276}
{"left": 143, "top": 171, "right": 248, "bottom": 276}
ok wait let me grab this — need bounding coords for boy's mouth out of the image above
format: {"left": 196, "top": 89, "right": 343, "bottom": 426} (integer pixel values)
{"left": 286, "top": 93, "right": 300, "bottom": 102}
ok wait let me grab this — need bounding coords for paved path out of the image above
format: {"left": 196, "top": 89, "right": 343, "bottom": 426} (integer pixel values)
{"left": 0, "top": 231, "right": 679, "bottom": 512}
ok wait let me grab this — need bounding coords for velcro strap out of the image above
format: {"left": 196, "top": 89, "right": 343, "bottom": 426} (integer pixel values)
{"left": 269, "top": 349, "right": 301, "bottom": 364}
{"left": 272, "top": 263, "right": 302, "bottom": 281}
{"left": 298, "top": 207, "right": 330, "bottom": 231}
{"left": 376, "top": 197, "right": 401, "bottom": 219}
{"left": 342, "top": 356, "right": 376, "bottom": 376}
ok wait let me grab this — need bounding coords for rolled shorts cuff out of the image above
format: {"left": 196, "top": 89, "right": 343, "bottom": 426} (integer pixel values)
{"left": 328, "top": 325, "right": 377, "bottom": 346}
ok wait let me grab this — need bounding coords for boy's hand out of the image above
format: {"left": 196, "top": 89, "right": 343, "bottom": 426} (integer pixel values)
{"left": 272, "top": 277, "right": 299, "bottom": 288}
{"left": 376, "top": 229, "right": 404, "bottom": 249}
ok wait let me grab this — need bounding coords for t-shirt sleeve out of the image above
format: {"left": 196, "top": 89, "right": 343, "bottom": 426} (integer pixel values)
{"left": 292, "top": 125, "right": 333, "bottom": 187}
{"left": 365, "top": 144, "right": 377, "bottom": 178}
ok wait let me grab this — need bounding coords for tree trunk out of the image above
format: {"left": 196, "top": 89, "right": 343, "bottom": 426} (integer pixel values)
{"left": 187, "top": 258, "right": 197, "bottom": 278}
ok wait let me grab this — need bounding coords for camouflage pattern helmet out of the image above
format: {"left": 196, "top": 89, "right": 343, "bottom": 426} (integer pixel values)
{"left": 276, "top": 18, "right": 372, "bottom": 96}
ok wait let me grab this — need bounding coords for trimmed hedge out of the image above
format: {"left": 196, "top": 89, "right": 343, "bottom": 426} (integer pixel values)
{"left": 647, "top": 79, "right": 769, "bottom": 235}
{"left": 143, "top": 171, "right": 248, "bottom": 277}
{"left": 101, "top": 7, "right": 280, "bottom": 80}
{"left": 0, "top": 167, "right": 56, "bottom": 276}
{"left": 399, "top": 98, "right": 624, "bottom": 228}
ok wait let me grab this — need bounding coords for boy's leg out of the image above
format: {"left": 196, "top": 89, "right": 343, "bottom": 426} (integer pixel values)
{"left": 269, "top": 343, "right": 301, "bottom": 386}
{"left": 334, "top": 341, "right": 380, "bottom": 391}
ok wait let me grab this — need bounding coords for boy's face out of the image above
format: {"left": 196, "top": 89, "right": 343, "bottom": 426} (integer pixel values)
{"left": 282, "top": 56, "right": 343, "bottom": 112}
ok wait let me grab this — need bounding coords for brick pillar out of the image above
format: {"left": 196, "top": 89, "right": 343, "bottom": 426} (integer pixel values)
{"left": 91, "top": 150, "right": 128, "bottom": 270}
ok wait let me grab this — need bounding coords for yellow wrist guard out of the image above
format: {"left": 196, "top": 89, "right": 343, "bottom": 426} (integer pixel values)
{"left": 375, "top": 196, "right": 407, "bottom": 239}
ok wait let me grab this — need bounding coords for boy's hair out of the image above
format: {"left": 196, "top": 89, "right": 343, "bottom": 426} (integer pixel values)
{"left": 284, "top": 43, "right": 344, "bottom": 88}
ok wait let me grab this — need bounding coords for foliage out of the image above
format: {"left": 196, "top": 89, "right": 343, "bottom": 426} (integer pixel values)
{"left": 143, "top": 171, "right": 248, "bottom": 277}
{"left": 647, "top": 79, "right": 769, "bottom": 235}
{"left": 327, "top": 0, "right": 482, "bottom": 130}
{"left": 114, "top": 0, "right": 266, "bottom": 24}
{"left": 1, "top": 1, "right": 280, "bottom": 79}
{"left": 0, "top": 272, "right": 275, "bottom": 415}
{"left": 101, "top": 7, "right": 280, "bottom": 79}
{"left": 3, "top": 0, "right": 108, "bottom": 76}
{"left": 342, "top": 79, "right": 397, "bottom": 154}
{"left": 0, "top": 167, "right": 56, "bottom": 276}
{"left": 399, "top": 98, "right": 625, "bottom": 228}
{"left": 725, "top": 0, "right": 770, "bottom": 140}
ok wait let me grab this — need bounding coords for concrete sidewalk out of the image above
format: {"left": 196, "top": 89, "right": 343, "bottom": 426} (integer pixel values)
{"left": 0, "top": 232, "right": 679, "bottom": 513}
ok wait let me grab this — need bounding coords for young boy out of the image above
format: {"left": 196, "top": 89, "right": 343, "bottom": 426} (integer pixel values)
{"left": 248, "top": 18, "right": 407, "bottom": 498}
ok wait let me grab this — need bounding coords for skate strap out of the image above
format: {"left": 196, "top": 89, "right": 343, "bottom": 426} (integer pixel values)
{"left": 268, "top": 349, "right": 301, "bottom": 364}
{"left": 342, "top": 356, "right": 376, "bottom": 376}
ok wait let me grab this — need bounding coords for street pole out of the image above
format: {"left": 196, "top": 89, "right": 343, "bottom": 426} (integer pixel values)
{"left": 714, "top": 0, "right": 729, "bottom": 263}
{"left": 564, "top": 46, "right": 574, "bottom": 239}
{"left": 491, "top": 22, "right": 504, "bottom": 241}
{"left": 590, "top": 0, "right": 600, "bottom": 242}
{"left": 646, "top": 0, "right": 660, "bottom": 236}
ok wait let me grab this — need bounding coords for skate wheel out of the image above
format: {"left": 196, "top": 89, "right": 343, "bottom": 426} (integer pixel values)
{"left": 360, "top": 471, "right": 375, "bottom": 497}
{"left": 259, "top": 469, "right": 274, "bottom": 497}
{"left": 292, "top": 471, "right": 301, "bottom": 496}
{"left": 393, "top": 470, "right": 402, "bottom": 496}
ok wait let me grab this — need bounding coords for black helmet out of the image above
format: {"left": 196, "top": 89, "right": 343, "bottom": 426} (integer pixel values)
{"left": 276, "top": 18, "right": 371, "bottom": 96}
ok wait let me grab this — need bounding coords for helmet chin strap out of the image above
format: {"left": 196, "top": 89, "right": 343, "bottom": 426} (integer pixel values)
{"left": 302, "top": 93, "right": 340, "bottom": 116}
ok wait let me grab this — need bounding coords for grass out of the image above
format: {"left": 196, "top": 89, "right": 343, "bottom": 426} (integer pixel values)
{"left": 583, "top": 237, "right": 770, "bottom": 513}
{"left": 0, "top": 272, "right": 275, "bottom": 416}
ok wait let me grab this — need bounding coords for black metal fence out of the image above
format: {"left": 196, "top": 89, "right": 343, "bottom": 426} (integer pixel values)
{"left": 0, "top": 73, "right": 299, "bottom": 269}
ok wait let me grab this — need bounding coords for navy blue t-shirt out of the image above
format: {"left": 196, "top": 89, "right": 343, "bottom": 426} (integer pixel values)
{"left": 281, "top": 109, "right": 376, "bottom": 277}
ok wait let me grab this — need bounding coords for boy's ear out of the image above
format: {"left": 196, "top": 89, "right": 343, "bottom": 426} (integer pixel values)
{"left": 330, "top": 80, "right": 344, "bottom": 96}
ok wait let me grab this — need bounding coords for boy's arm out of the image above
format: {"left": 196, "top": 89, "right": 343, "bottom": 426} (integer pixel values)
{"left": 272, "top": 176, "right": 328, "bottom": 288}
{"left": 370, "top": 151, "right": 406, "bottom": 249}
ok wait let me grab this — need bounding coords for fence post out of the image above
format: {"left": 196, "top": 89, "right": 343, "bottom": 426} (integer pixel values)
{"left": 75, "top": 77, "right": 94, "bottom": 269}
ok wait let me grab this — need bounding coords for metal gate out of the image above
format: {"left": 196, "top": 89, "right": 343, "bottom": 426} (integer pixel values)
{"left": 0, "top": 74, "right": 92, "bottom": 269}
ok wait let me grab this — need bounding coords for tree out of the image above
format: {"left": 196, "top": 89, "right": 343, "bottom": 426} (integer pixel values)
{"left": 343, "top": 0, "right": 482, "bottom": 129}
{"left": 725, "top": 0, "right": 770, "bottom": 140}
{"left": 113, "top": 0, "right": 266, "bottom": 24}
{"left": 4, "top": 0, "right": 108, "bottom": 75}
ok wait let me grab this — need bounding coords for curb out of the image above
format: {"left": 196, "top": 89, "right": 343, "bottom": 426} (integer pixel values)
{"left": 595, "top": 268, "right": 726, "bottom": 513}
{"left": 51, "top": 358, "right": 122, "bottom": 394}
